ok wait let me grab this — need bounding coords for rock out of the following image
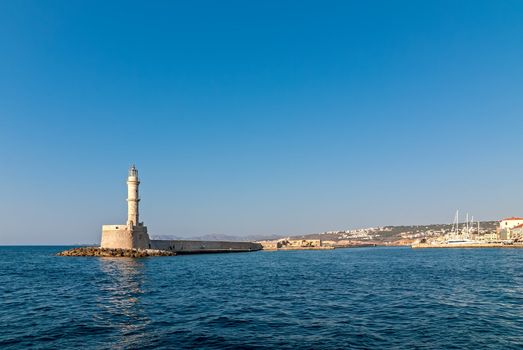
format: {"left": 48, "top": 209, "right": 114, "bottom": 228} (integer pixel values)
{"left": 56, "top": 247, "right": 176, "bottom": 257}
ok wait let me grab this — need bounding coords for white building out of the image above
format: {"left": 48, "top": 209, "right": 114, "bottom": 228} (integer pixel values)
{"left": 498, "top": 217, "right": 523, "bottom": 240}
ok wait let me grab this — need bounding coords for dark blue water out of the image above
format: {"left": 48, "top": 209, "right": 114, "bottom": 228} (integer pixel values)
{"left": 1, "top": 246, "right": 523, "bottom": 349}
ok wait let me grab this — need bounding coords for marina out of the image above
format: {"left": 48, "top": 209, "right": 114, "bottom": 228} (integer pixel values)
{"left": 412, "top": 211, "right": 523, "bottom": 249}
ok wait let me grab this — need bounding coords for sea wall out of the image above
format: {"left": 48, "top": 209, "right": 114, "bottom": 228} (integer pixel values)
{"left": 150, "top": 240, "right": 262, "bottom": 254}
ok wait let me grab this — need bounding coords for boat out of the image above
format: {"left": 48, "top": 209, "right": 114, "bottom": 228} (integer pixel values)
{"left": 446, "top": 210, "right": 482, "bottom": 245}
{"left": 446, "top": 239, "right": 481, "bottom": 245}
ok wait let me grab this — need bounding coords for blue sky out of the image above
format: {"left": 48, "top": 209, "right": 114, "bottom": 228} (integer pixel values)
{"left": 1, "top": 1, "right": 522, "bottom": 244}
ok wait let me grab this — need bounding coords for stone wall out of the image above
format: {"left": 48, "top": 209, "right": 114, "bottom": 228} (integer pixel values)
{"left": 150, "top": 240, "right": 262, "bottom": 254}
{"left": 101, "top": 226, "right": 133, "bottom": 249}
{"left": 284, "top": 239, "right": 322, "bottom": 247}
{"left": 131, "top": 226, "right": 150, "bottom": 249}
{"left": 257, "top": 241, "right": 281, "bottom": 250}
{"left": 101, "top": 225, "right": 150, "bottom": 249}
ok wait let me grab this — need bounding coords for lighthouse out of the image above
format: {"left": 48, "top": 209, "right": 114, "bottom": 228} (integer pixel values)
{"left": 127, "top": 165, "right": 140, "bottom": 227}
{"left": 94, "top": 165, "right": 264, "bottom": 254}
{"left": 100, "top": 165, "right": 150, "bottom": 250}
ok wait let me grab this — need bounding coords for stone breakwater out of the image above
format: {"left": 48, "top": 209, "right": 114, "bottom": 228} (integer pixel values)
{"left": 150, "top": 240, "right": 263, "bottom": 254}
{"left": 57, "top": 247, "right": 175, "bottom": 257}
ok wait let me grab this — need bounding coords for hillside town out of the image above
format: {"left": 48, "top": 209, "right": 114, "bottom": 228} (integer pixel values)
{"left": 258, "top": 215, "right": 523, "bottom": 250}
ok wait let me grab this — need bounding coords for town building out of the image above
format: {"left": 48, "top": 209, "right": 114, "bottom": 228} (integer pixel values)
{"left": 509, "top": 224, "right": 523, "bottom": 240}
{"left": 497, "top": 217, "right": 523, "bottom": 240}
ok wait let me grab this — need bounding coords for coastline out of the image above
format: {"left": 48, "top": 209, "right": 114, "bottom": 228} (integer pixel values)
{"left": 411, "top": 243, "right": 523, "bottom": 249}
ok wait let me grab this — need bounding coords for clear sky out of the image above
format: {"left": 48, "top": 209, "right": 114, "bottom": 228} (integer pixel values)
{"left": 1, "top": 1, "right": 522, "bottom": 244}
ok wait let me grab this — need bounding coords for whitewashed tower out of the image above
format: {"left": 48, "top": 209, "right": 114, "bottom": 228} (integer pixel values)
{"left": 127, "top": 165, "right": 140, "bottom": 227}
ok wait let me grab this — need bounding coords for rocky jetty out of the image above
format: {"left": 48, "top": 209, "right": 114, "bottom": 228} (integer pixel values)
{"left": 57, "top": 247, "right": 176, "bottom": 257}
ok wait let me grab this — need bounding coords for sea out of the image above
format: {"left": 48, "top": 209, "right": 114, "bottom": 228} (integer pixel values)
{"left": 1, "top": 246, "right": 522, "bottom": 349}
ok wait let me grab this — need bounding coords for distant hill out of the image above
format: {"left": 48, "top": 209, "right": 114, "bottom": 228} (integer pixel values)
{"left": 286, "top": 221, "right": 499, "bottom": 243}
{"left": 152, "top": 221, "right": 499, "bottom": 244}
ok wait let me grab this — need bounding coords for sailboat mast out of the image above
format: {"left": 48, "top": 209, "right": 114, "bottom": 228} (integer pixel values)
{"left": 456, "top": 210, "right": 459, "bottom": 239}
{"left": 451, "top": 211, "right": 455, "bottom": 234}
{"left": 466, "top": 213, "right": 469, "bottom": 238}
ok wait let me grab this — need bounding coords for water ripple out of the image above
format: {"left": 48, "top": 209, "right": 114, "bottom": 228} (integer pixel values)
{"left": 1, "top": 247, "right": 523, "bottom": 349}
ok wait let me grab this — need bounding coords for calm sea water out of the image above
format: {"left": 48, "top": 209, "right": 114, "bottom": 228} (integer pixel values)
{"left": 1, "top": 246, "right": 523, "bottom": 349}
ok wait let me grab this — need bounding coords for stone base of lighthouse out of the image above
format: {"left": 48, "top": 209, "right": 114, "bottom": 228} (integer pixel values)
{"left": 100, "top": 224, "right": 151, "bottom": 250}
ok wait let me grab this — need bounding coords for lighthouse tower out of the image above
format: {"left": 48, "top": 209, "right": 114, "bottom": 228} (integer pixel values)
{"left": 127, "top": 165, "right": 140, "bottom": 227}
{"left": 100, "top": 165, "right": 150, "bottom": 250}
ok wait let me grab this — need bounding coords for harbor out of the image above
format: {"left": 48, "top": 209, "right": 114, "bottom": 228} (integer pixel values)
{"left": 411, "top": 211, "right": 523, "bottom": 249}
